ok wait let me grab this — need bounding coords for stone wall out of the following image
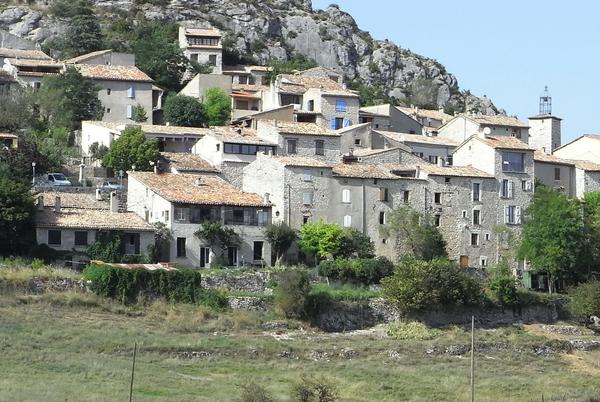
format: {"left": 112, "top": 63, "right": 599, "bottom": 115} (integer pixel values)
{"left": 0, "top": 277, "right": 88, "bottom": 294}
{"left": 201, "top": 271, "right": 270, "bottom": 292}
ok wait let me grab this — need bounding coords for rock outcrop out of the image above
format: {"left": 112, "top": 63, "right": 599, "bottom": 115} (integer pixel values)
{"left": 0, "top": 0, "right": 500, "bottom": 114}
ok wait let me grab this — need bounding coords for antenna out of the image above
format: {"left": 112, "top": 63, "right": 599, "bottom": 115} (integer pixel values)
{"left": 539, "top": 85, "right": 552, "bottom": 115}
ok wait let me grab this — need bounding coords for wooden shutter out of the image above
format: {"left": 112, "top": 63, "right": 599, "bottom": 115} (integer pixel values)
{"left": 508, "top": 180, "right": 514, "bottom": 198}
{"left": 516, "top": 206, "right": 522, "bottom": 224}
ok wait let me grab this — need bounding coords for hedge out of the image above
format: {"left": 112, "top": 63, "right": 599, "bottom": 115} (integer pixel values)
{"left": 83, "top": 263, "right": 227, "bottom": 307}
{"left": 317, "top": 257, "right": 394, "bottom": 285}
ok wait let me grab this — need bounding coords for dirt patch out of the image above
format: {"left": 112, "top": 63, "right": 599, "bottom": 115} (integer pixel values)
{"left": 564, "top": 351, "right": 600, "bottom": 376}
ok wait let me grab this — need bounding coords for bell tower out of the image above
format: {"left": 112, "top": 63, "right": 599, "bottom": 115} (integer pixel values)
{"left": 528, "top": 86, "right": 562, "bottom": 154}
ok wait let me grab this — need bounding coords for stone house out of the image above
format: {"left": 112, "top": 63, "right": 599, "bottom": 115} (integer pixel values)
{"left": 396, "top": 106, "right": 453, "bottom": 134}
{"left": 533, "top": 151, "right": 576, "bottom": 197}
{"left": 337, "top": 123, "right": 372, "bottom": 154}
{"left": 359, "top": 104, "right": 423, "bottom": 134}
{"left": 178, "top": 27, "right": 222, "bottom": 74}
{"left": 34, "top": 191, "right": 155, "bottom": 267}
{"left": 438, "top": 114, "right": 530, "bottom": 144}
{"left": 371, "top": 130, "right": 459, "bottom": 165}
{"left": 159, "top": 152, "right": 220, "bottom": 175}
{"left": 255, "top": 120, "right": 342, "bottom": 163}
{"left": 298, "top": 66, "right": 343, "bottom": 84}
{"left": 1, "top": 48, "right": 61, "bottom": 88}
{"left": 127, "top": 171, "right": 271, "bottom": 268}
{"left": 553, "top": 134, "right": 600, "bottom": 162}
{"left": 528, "top": 114, "right": 562, "bottom": 154}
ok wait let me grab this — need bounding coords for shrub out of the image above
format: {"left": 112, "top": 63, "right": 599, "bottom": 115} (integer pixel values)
{"left": 487, "top": 261, "right": 519, "bottom": 307}
{"left": 317, "top": 257, "right": 393, "bottom": 285}
{"left": 274, "top": 269, "right": 310, "bottom": 319}
{"left": 382, "top": 257, "right": 483, "bottom": 312}
{"left": 386, "top": 321, "right": 442, "bottom": 340}
{"left": 237, "top": 383, "right": 274, "bottom": 402}
{"left": 30, "top": 258, "right": 45, "bottom": 270}
{"left": 568, "top": 280, "right": 600, "bottom": 319}
{"left": 308, "top": 283, "right": 380, "bottom": 302}
{"left": 83, "top": 263, "right": 206, "bottom": 305}
{"left": 86, "top": 233, "right": 123, "bottom": 263}
{"left": 29, "top": 244, "right": 60, "bottom": 264}
{"left": 293, "top": 375, "right": 338, "bottom": 402}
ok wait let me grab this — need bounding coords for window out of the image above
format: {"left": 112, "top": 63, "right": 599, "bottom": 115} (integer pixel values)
{"left": 502, "top": 152, "right": 525, "bottom": 172}
{"left": 307, "top": 99, "right": 314, "bottom": 111}
{"left": 472, "top": 209, "right": 481, "bottom": 225}
{"left": 126, "top": 104, "right": 133, "bottom": 119}
{"left": 238, "top": 75, "right": 248, "bottom": 84}
{"left": 303, "top": 192, "right": 313, "bottom": 205}
{"left": 471, "top": 233, "right": 479, "bottom": 246}
{"left": 74, "top": 231, "right": 88, "bottom": 246}
{"left": 200, "top": 247, "right": 210, "bottom": 268}
{"left": 174, "top": 207, "right": 186, "bottom": 222}
{"left": 434, "top": 192, "right": 442, "bottom": 204}
{"left": 190, "top": 53, "right": 198, "bottom": 61}
{"left": 480, "top": 257, "right": 488, "bottom": 267}
{"left": 315, "top": 140, "right": 325, "bottom": 156}
{"left": 472, "top": 182, "right": 481, "bottom": 202}
{"left": 460, "top": 255, "right": 469, "bottom": 268}
{"left": 187, "top": 37, "right": 219, "bottom": 46}
{"left": 106, "top": 88, "right": 111, "bottom": 95}
{"left": 485, "top": 233, "right": 490, "bottom": 241}
{"left": 281, "top": 94, "right": 301, "bottom": 106}
{"left": 335, "top": 99, "right": 347, "bottom": 112}
{"left": 379, "top": 211, "right": 386, "bottom": 225}
{"left": 403, "top": 190, "right": 410, "bottom": 203}
{"left": 354, "top": 139, "right": 361, "bottom": 146}
{"left": 445, "top": 177, "right": 451, "bottom": 184}
{"left": 127, "top": 86, "right": 135, "bottom": 98}
{"left": 48, "top": 230, "right": 61, "bottom": 245}
{"left": 287, "top": 139, "right": 297, "bottom": 154}
{"left": 227, "top": 246, "right": 238, "bottom": 266}
{"left": 462, "top": 210, "right": 467, "bottom": 218}
{"left": 303, "top": 215, "right": 310, "bottom": 224}
{"left": 176, "top": 237, "right": 186, "bottom": 258}
{"left": 163, "top": 210, "right": 169, "bottom": 222}
{"left": 434, "top": 214, "right": 441, "bottom": 227}
{"left": 428, "top": 155, "right": 438, "bottom": 164}
{"left": 208, "top": 54, "right": 217, "bottom": 66}
{"left": 446, "top": 156, "right": 453, "bottom": 166}
{"left": 253, "top": 241, "right": 263, "bottom": 261}
{"left": 504, "top": 206, "right": 522, "bottom": 225}
{"left": 380, "top": 187, "right": 389, "bottom": 202}
{"left": 236, "top": 100, "right": 249, "bottom": 110}
{"left": 330, "top": 117, "right": 344, "bottom": 130}
{"left": 302, "top": 170, "right": 312, "bottom": 182}
{"left": 343, "top": 215, "right": 352, "bottom": 227}
{"left": 554, "top": 167, "right": 561, "bottom": 181}
{"left": 500, "top": 179, "right": 514, "bottom": 198}
{"left": 106, "top": 108, "right": 111, "bottom": 114}
{"left": 216, "top": 144, "right": 221, "bottom": 151}
{"left": 342, "top": 189, "right": 351, "bottom": 203}
{"left": 257, "top": 210, "right": 269, "bottom": 226}
{"left": 413, "top": 152, "right": 424, "bottom": 158}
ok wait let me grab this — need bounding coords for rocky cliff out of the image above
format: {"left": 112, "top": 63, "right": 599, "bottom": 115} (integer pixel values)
{"left": 0, "top": 0, "right": 500, "bottom": 114}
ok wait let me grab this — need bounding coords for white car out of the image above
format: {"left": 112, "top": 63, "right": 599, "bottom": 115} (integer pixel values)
{"left": 99, "top": 180, "right": 125, "bottom": 191}
{"left": 47, "top": 173, "right": 72, "bottom": 186}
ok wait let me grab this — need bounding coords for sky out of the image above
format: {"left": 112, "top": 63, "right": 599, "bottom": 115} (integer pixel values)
{"left": 312, "top": 0, "right": 600, "bottom": 143}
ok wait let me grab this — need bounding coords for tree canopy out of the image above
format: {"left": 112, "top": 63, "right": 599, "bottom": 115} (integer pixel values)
{"left": 163, "top": 95, "right": 205, "bottom": 127}
{"left": 102, "top": 127, "right": 160, "bottom": 173}
{"left": 48, "top": 0, "right": 103, "bottom": 58}
{"left": 265, "top": 222, "right": 297, "bottom": 265}
{"left": 297, "top": 221, "right": 374, "bottom": 261}
{"left": 0, "top": 176, "right": 35, "bottom": 256}
{"left": 204, "top": 88, "right": 232, "bottom": 126}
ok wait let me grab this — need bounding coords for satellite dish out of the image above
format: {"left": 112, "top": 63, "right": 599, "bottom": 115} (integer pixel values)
{"left": 483, "top": 127, "right": 492, "bottom": 135}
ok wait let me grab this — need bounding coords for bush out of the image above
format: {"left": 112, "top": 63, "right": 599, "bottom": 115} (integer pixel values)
{"left": 237, "top": 383, "right": 274, "bottom": 402}
{"left": 83, "top": 263, "right": 208, "bottom": 305}
{"left": 487, "top": 262, "right": 519, "bottom": 307}
{"left": 386, "top": 321, "right": 442, "bottom": 340}
{"left": 317, "top": 257, "right": 393, "bottom": 285}
{"left": 382, "top": 257, "right": 483, "bottom": 312}
{"left": 568, "top": 280, "right": 600, "bottom": 319}
{"left": 30, "top": 258, "right": 45, "bottom": 270}
{"left": 293, "top": 375, "right": 338, "bottom": 402}
{"left": 309, "top": 283, "right": 380, "bottom": 301}
{"left": 274, "top": 269, "right": 310, "bottom": 319}
{"left": 29, "top": 243, "right": 60, "bottom": 264}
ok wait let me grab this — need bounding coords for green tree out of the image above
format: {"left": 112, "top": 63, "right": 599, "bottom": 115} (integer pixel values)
{"left": 131, "top": 104, "right": 148, "bottom": 123}
{"left": 0, "top": 177, "right": 35, "bottom": 256}
{"left": 204, "top": 87, "right": 232, "bottom": 126}
{"left": 487, "top": 261, "right": 519, "bottom": 307}
{"left": 102, "top": 127, "right": 160, "bottom": 172}
{"left": 0, "top": 89, "right": 35, "bottom": 131}
{"left": 274, "top": 269, "right": 310, "bottom": 319}
{"left": 568, "top": 280, "right": 600, "bottom": 321}
{"left": 265, "top": 222, "right": 297, "bottom": 265}
{"left": 194, "top": 222, "right": 240, "bottom": 265}
{"left": 333, "top": 228, "right": 375, "bottom": 258}
{"left": 163, "top": 95, "right": 205, "bottom": 127}
{"left": 518, "top": 184, "right": 583, "bottom": 293}
{"left": 48, "top": 0, "right": 103, "bottom": 58}
{"left": 298, "top": 220, "right": 344, "bottom": 260}
{"left": 380, "top": 206, "right": 447, "bottom": 261}
{"left": 266, "top": 55, "right": 318, "bottom": 82}
{"left": 38, "top": 66, "right": 103, "bottom": 129}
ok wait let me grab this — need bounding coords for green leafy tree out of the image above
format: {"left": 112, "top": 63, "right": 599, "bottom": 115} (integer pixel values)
{"left": 487, "top": 261, "right": 519, "bottom": 307}
{"left": 102, "top": 127, "right": 160, "bottom": 172}
{"left": 190, "top": 60, "right": 214, "bottom": 75}
{"left": 88, "top": 142, "right": 109, "bottom": 160}
{"left": 0, "top": 177, "right": 35, "bottom": 256}
{"left": 298, "top": 220, "right": 344, "bottom": 260}
{"left": 265, "top": 222, "right": 297, "bottom": 265}
{"left": 333, "top": 228, "right": 375, "bottom": 258}
{"left": 380, "top": 206, "right": 447, "bottom": 261}
{"left": 580, "top": 191, "right": 600, "bottom": 275}
{"left": 38, "top": 66, "right": 103, "bottom": 129}
{"left": 0, "top": 89, "right": 35, "bottom": 131}
{"left": 48, "top": 0, "right": 103, "bottom": 58}
{"left": 131, "top": 104, "right": 148, "bottom": 123}
{"left": 568, "top": 280, "right": 600, "bottom": 321}
{"left": 86, "top": 233, "right": 123, "bottom": 263}
{"left": 274, "top": 269, "right": 311, "bottom": 319}
{"left": 163, "top": 95, "right": 205, "bottom": 127}
{"left": 0, "top": 133, "right": 56, "bottom": 180}
{"left": 194, "top": 222, "right": 240, "bottom": 265}
{"left": 518, "top": 184, "right": 583, "bottom": 293}
{"left": 266, "top": 55, "right": 318, "bottom": 82}
{"left": 204, "top": 87, "right": 232, "bottom": 126}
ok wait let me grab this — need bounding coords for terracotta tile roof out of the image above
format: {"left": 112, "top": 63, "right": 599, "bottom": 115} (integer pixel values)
{"left": 332, "top": 163, "right": 399, "bottom": 179}
{"left": 74, "top": 64, "right": 153, "bottom": 82}
{"left": 300, "top": 66, "right": 341, "bottom": 76}
{"left": 359, "top": 104, "right": 392, "bottom": 117}
{"left": 209, "top": 126, "right": 276, "bottom": 145}
{"left": 35, "top": 191, "right": 109, "bottom": 210}
{"left": 141, "top": 124, "right": 209, "bottom": 137}
{"left": 232, "top": 83, "right": 268, "bottom": 92}
{"left": 397, "top": 106, "right": 453, "bottom": 122}
{"left": 185, "top": 28, "right": 222, "bottom": 37}
{"left": 417, "top": 164, "right": 494, "bottom": 178}
{"left": 7, "top": 58, "right": 63, "bottom": 67}
{"left": 271, "top": 156, "right": 333, "bottom": 168}
{"left": 83, "top": 120, "right": 126, "bottom": 131}
{"left": 268, "top": 120, "right": 339, "bottom": 136}
{"left": 278, "top": 74, "right": 357, "bottom": 97}
{"left": 533, "top": 151, "right": 575, "bottom": 166}
{"left": 64, "top": 50, "right": 113, "bottom": 64}
{"left": 129, "top": 172, "right": 268, "bottom": 207}
{"left": 375, "top": 130, "right": 459, "bottom": 146}
{"left": 479, "top": 135, "right": 534, "bottom": 150}
{"left": 36, "top": 208, "right": 154, "bottom": 231}
{"left": 353, "top": 146, "right": 411, "bottom": 156}
{"left": 466, "top": 114, "right": 529, "bottom": 128}
{"left": 0, "top": 48, "right": 52, "bottom": 60}
{"left": 572, "top": 160, "right": 600, "bottom": 172}
{"left": 160, "top": 152, "right": 219, "bottom": 173}
{"left": 223, "top": 65, "right": 271, "bottom": 73}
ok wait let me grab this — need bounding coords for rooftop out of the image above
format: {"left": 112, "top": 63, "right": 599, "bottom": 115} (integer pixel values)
{"left": 416, "top": 164, "right": 494, "bottom": 178}
{"left": 479, "top": 135, "right": 535, "bottom": 151}
{"left": 375, "top": 130, "right": 459, "bottom": 146}
{"left": 209, "top": 126, "right": 276, "bottom": 145}
{"left": 74, "top": 64, "right": 153, "bottom": 82}
{"left": 278, "top": 74, "right": 357, "bottom": 97}
{"left": 269, "top": 120, "right": 340, "bottom": 136}
{"left": 140, "top": 124, "right": 209, "bottom": 137}
{"left": 64, "top": 50, "right": 113, "bottom": 64}
{"left": 466, "top": 114, "right": 529, "bottom": 128}
{"left": 129, "top": 172, "right": 268, "bottom": 207}
{"left": 0, "top": 48, "right": 52, "bottom": 60}
{"left": 36, "top": 208, "right": 154, "bottom": 231}
{"left": 184, "top": 28, "right": 222, "bottom": 37}
{"left": 35, "top": 191, "right": 109, "bottom": 210}
{"left": 270, "top": 155, "right": 332, "bottom": 168}
{"left": 159, "top": 152, "right": 219, "bottom": 173}
{"left": 332, "top": 163, "right": 400, "bottom": 180}
{"left": 529, "top": 114, "right": 563, "bottom": 121}
{"left": 533, "top": 151, "right": 575, "bottom": 166}
{"left": 397, "top": 106, "right": 453, "bottom": 122}
{"left": 7, "top": 58, "right": 63, "bottom": 68}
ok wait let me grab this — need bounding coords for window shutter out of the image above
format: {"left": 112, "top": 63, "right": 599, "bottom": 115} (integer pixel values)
{"left": 504, "top": 206, "right": 509, "bottom": 224}
{"left": 127, "top": 86, "right": 135, "bottom": 98}
{"left": 330, "top": 118, "right": 337, "bottom": 130}
{"left": 343, "top": 215, "right": 352, "bottom": 227}
{"left": 516, "top": 206, "right": 522, "bottom": 224}
{"left": 342, "top": 189, "right": 351, "bottom": 203}
{"left": 303, "top": 192, "right": 312, "bottom": 205}
{"left": 126, "top": 104, "right": 133, "bottom": 118}
{"left": 508, "top": 180, "right": 514, "bottom": 198}
{"left": 343, "top": 118, "right": 350, "bottom": 127}
{"left": 526, "top": 181, "right": 533, "bottom": 192}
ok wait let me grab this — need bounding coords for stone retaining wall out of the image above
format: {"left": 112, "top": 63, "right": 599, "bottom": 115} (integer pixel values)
{"left": 201, "top": 271, "right": 270, "bottom": 292}
{"left": 0, "top": 277, "right": 88, "bottom": 294}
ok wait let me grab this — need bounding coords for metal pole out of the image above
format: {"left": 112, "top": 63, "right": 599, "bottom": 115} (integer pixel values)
{"left": 470, "top": 315, "right": 475, "bottom": 402}
{"left": 129, "top": 342, "right": 137, "bottom": 402}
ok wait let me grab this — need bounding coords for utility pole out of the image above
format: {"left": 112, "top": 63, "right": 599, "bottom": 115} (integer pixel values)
{"left": 470, "top": 316, "right": 475, "bottom": 402}
{"left": 129, "top": 342, "right": 137, "bottom": 402}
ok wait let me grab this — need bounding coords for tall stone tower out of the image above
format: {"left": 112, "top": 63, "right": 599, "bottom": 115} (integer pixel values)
{"left": 528, "top": 86, "right": 562, "bottom": 154}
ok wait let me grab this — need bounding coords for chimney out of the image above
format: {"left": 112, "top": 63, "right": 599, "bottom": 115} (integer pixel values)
{"left": 37, "top": 195, "right": 44, "bottom": 211}
{"left": 263, "top": 193, "right": 271, "bottom": 204}
{"left": 110, "top": 192, "right": 118, "bottom": 213}
{"left": 95, "top": 188, "right": 102, "bottom": 201}
{"left": 267, "top": 149, "right": 273, "bottom": 156}
{"left": 415, "top": 165, "right": 421, "bottom": 178}
{"left": 54, "top": 196, "right": 61, "bottom": 213}
{"left": 437, "top": 158, "right": 444, "bottom": 167}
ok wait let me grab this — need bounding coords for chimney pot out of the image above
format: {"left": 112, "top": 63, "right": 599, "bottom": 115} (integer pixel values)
{"left": 95, "top": 188, "right": 102, "bottom": 201}
{"left": 54, "top": 196, "right": 61, "bottom": 213}
{"left": 110, "top": 192, "right": 118, "bottom": 213}
{"left": 37, "top": 195, "right": 44, "bottom": 211}
{"left": 263, "top": 193, "right": 270, "bottom": 204}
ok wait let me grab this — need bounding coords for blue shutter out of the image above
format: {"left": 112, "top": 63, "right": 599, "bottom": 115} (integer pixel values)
{"left": 343, "top": 118, "right": 350, "bottom": 127}
{"left": 330, "top": 118, "right": 337, "bottom": 129}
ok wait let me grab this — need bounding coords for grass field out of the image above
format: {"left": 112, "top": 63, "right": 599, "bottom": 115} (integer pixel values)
{"left": 1, "top": 290, "right": 599, "bottom": 402}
